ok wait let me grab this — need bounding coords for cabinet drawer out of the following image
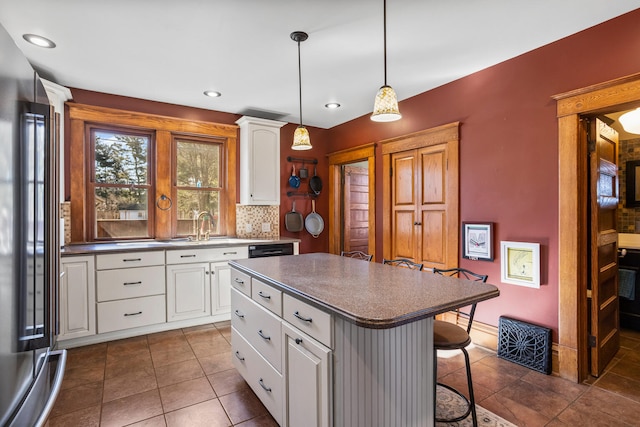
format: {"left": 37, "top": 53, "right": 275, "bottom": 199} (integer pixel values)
{"left": 232, "top": 328, "right": 283, "bottom": 425}
{"left": 166, "top": 246, "right": 248, "bottom": 264}
{"left": 283, "top": 294, "right": 333, "bottom": 348}
{"left": 96, "top": 251, "right": 164, "bottom": 270}
{"left": 231, "top": 268, "right": 251, "bottom": 297}
{"left": 96, "top": 266, "right": 165, "bottom": 302}
{"left": 231, "top": 288, "right": 282, "bottom": 372}
{"left": 97, "top": 295, "right": 166, "bottom": 334}
{"left": 252, "top": 278, "right": 282, "bottom": 316}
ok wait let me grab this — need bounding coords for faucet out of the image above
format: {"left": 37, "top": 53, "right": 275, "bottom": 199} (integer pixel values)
{"left": 195, "top": 211, "right": 212, "bottom": 241}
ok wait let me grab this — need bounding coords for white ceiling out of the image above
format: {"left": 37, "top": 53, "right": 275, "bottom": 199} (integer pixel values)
{"left": 1, "top": 0, "right": 640, "bottom": 129}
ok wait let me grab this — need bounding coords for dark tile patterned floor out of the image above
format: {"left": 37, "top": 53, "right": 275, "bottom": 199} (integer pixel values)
{"left": 47, "top": 323, "right": 640, "bottom": 426}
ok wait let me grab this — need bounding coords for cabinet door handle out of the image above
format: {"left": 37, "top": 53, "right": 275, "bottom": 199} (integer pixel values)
{"left": 257, "top": 330, "right": 271, "bottom": 340}
{"left": 234, "top": 310, "right": 245, "bottom": 319}
{"left": 205, "top": 271, "right": 209, "bottom": 275}
{"left": 124, "top": 311, "right": 142, "bottom": 317}
{"left": 180, "top": 254, "right": 196, "bottom": 258}
{"left": 258, "top": 291, "right": 271, "bottom": 300}
{"left": 259, "top": 378, "right": 272, "bottom": 392}
{"left": 295, "top": 338, "right": 303, "bottom": 345}
{"left": 235, "top": 351, "right": 245, "bottom": 361}
{"left": 234, "top": 278, "right": 245, "bottom": 284}
{"left": 224, "top": 251, "right": 237, "bottom": 255}
{"left": 293, "top": 311, "right": 313, "bottom": 323}
{"left": 123, "top": 281, "right": 142, "bottom": 286}
{"left": 123, "top": 258, "right": 142, "bottom": 262}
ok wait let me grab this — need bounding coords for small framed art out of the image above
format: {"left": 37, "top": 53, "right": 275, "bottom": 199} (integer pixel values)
{"left": 500, "top": 241, "right": 541, "bottom": 288}
{"left": 462, "top": 222, "right": 494, "bottom": 261}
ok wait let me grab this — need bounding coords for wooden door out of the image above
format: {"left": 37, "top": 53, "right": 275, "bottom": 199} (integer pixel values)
{"left": 389, "top": 142, "right": 456, "bottom": 268}
{"left": 343, "top": 165, "right": 369, "bottom": 253}
{"left": 589, "top": 117, "right": 620, "bottom": 377}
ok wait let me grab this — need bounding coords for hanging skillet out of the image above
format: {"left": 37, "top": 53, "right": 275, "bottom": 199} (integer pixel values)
{"left": 309, "top": 164, "right": 322, "bottom": 195}
{"left": 305, "top": 199, "right": 324, "bottom": 238}
{"left": 285, "top": 200, "right": 304, "bottom": 232}
{"left": 289, "top": 165, "right": 301, "bottom": 189}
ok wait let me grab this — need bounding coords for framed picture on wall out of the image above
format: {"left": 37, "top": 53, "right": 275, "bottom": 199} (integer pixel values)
{"left": 500, "top": 241, "right": 541, "bottom": 288}
{"left": 462, "top": 222, "right": 494, "bottom": 261}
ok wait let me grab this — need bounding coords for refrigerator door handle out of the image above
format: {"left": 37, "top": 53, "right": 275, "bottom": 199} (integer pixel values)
{"left": 33, "top": 349, "right": 67, "bottom": 427}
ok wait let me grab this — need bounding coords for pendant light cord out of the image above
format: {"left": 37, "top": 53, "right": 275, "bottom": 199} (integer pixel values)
{"left": 383, "top": 0, "right": 387, "bottom": 86}
{"left": 297, "top": 39, "right": 303, "bottom": 126}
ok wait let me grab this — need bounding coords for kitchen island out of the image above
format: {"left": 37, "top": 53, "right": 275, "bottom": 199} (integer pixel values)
{"left": 229, "top": 253, "right": 499, "bottom": 427}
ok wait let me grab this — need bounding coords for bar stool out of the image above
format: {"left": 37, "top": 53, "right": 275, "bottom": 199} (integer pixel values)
{"left": 432, "top": 267, "right": 488, "bottom": 427}
{"left": 340, "top": 250, "right": 373, "bottom": 261}
{"left": 382, "top": 258, "right": 424, "bottom": 270}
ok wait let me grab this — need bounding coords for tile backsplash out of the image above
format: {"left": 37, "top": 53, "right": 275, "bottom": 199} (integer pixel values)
{"left": 235, "top": 205, "right": 280, "bottom": 239}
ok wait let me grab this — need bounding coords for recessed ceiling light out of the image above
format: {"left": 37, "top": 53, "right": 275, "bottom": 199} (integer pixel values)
{"left": 204, "top": 90, "right": 221, "bottom": 98}
{"left": 22, "top": 34, "right": 56, "bottom": 48}
{"left": 325, "top": 102, "right": 341, "bottom": 109}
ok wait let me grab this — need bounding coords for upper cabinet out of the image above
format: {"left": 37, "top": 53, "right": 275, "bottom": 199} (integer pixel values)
{"left": 237, "top": 116, "right": 286, "bottom": 205}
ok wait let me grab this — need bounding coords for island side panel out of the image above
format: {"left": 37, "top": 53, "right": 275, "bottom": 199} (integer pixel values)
{"left": 334, "top": 316, "right": 434, "bottom": 427}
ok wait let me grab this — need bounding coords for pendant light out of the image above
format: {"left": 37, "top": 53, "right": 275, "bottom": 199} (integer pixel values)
{"left": 371, "top": 0, "right": 401, "bottom": 122}
{"left": 291, "top": 31, "right": 312, "bottom": 150}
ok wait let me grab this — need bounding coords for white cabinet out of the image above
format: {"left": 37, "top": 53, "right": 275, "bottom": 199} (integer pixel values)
{"left": 59, "top": 256, "right": 96, "bottom": 340}
{"left": 95, "top": 251, "right": 166, "bottom": 333}
{"left": 282, "top": 322, "right": 331, "bottom": 427}
{"left": 166, "top": 246, "right": 248, "bottom": 322}
{"left": 236, "top": 116, "right": 286, "bottom": 205}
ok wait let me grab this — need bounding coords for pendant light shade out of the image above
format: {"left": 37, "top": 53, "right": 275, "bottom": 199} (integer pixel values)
{"left": 291, "top": 31, "right": 312, "bottom": 150}
{"left": 371, "top": 0, "right": 401, "bottom": 122}
{"left": 619, "top": 108, "right": 640, "bottom": 135}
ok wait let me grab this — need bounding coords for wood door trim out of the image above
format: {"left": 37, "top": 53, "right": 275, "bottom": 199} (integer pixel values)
{"left": 381, "top": 122, "right": 460, "bottom": 264}
{"left": 327, "top": 144, "right": 376, "bottom": 258}
{"left": 554, "top": 72, "right": 640, "bottom": 382}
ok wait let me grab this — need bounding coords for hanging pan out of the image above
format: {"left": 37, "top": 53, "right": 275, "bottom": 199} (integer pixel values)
{"left": 285, "top": 200, "right": 304, "bottom": 232}
{"left": 289, "top": 165, "right": 301, "bottom": 189}
{"left": 309, "top": 164, "right": 323, "bottom": 195}
{"left": 305, "top": 199, "right": 324, "bottom": 238}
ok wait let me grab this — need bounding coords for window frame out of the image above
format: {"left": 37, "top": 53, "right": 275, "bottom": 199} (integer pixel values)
{"left": 67, "top": 103, "right": 237, "bottom": 243}
{"left": 86, "top": 124, "right": 156, "bottom": 241}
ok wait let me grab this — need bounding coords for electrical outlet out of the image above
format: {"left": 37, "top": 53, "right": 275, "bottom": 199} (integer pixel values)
{"left": 262, "top": 222, "right": 271, "bottom": 232}
{"left": 245, "top": 223, "right": 252, "bottom": 233}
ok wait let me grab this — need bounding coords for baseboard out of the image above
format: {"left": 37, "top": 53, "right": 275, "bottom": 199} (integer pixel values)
{"left": 457, "top": 317, "right": 559, "bottom": 375}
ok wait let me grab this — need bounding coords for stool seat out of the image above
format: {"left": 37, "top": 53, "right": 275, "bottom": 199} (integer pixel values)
{"left": 433, "top": 320, "right": 471, "bottom": 349}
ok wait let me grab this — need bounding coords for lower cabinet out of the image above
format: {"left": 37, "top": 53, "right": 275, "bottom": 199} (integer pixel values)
{"left": 166, "top": 262, "right": 211, "bottom": 321}
{"left": 59, "top": 255, "right": 96, "bottom": 340}
{"left": 211, "top": 261, "right": 232, "bottom": 316}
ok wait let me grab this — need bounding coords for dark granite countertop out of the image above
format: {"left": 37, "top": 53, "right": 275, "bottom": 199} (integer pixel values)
{"left": 229, "top": 252, "right": 500, "bottom": 329}
{"left": 61, "top": 237, "right": 300, "bottom": 255}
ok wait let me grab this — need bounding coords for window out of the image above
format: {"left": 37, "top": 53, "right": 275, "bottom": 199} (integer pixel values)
{"left": 174, "top": 136, "right": 224, "bottom": 237}
{"left": 88, "top": 127, "right": 153, "bottom": 240}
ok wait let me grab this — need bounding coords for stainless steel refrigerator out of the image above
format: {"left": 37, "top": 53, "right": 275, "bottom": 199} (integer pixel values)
{"left": 0, "top": 23, "right": 66, "bottom": 427}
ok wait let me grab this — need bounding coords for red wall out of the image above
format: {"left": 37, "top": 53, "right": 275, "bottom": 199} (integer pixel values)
{"left": 325, "top": 9, "right": 640, "bottom": 339}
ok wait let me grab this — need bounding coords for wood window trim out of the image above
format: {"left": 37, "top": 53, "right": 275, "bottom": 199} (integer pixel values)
{"left": 553, "top": 72, "right": 640, "bottom": 382}
{"left": 67, "top": 103, "right": 237, "bottom": 243}
{"left": 327, "top": 143, "right": 376, "bottom": 259}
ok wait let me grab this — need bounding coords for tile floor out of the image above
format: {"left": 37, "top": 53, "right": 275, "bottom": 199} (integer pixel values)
{"left": 47, "top": 324, "right": 640, "bottom": 426}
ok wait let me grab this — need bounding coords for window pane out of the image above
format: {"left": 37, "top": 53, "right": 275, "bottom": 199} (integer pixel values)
{"left": 176, "top": 140, "right": 220, "bottom": 188}
{"left": 176, "top": 189, "right": 220, "bottom": 236}
{"left": 95, "top": 187, "right": 149, "bottom": 238}
{"left": 94, "top": 130, "right": 149, "bottom": 185}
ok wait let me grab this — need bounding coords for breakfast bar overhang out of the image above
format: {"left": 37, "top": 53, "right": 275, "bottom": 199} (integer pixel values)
{"left": 229, "top": 253, "right": 500, "bottom": 426}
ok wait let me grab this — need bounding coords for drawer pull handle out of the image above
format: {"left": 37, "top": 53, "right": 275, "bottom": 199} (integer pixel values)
{"left": 124, "top": 311, "right": 142, "bottom": 317}
{"left": 234, "top": 278, "right": 245, "bottom": 284}
{"left": 123, "top": 258, "right": 142, "bottom": 262}
{"left": 180, "top": 254, "right": 197, "bottom": 258}
{"left": 123, "top": 281, "right": 142, "bottom": 286}
{"left": 234, "top": 310, "right": 245, "bottom": 319}
{"left": 235, "top": 351, "right": 245, "bottom": 361}
{"left": 295, "top": 338, "right": 303, "bottom": 345}
{"left": 258, "top": 291, "right": 271, "bottom": 300}
{"left": 224, "top": 251, "right": 237, "bottom": 255}
{"left": 293, "top": 311, "right": 313, "bottom": 323}
{"left": 259, "top": 378, "right": 272, "bottom": 392}
{"left": 258, "top": 330, "right": 271, "bottom": 340}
